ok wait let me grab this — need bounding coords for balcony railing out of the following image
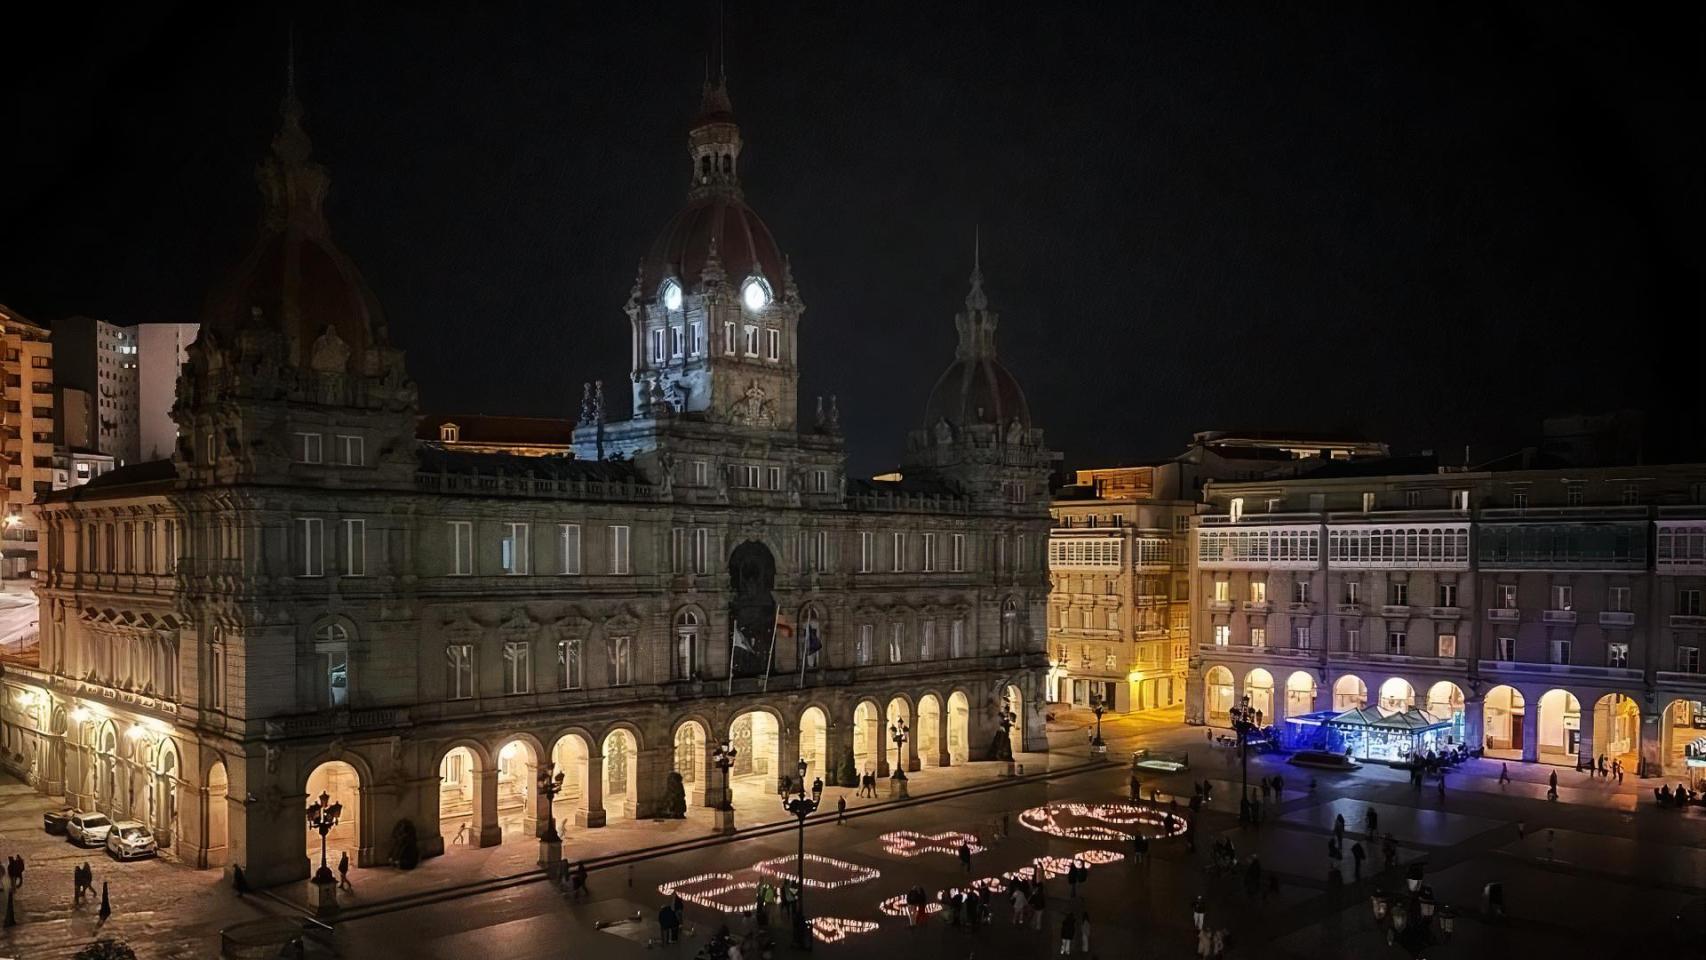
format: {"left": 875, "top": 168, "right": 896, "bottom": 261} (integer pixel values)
{"left": 1542, "top": 609, "right": 1577, "bottom": 625}
{"left": 1672, "top": 614, "right": 1706, "bottom": 629}
{"left": 1428, "top": 606, "right": 1461, "bottom": 620}
{"left": 1287, "top": 601, "right": 1315, "bottom": 615}
{"left": 1380, "top": 604, "right": 1411, "bottom": 617}
{"left": 1335, "top": 603, "right": 1364, "bottom": 616}
{"left": 1207, "top": 599, "right": 1232, "bottom": 613}
{"left": 1487, "top": 608, "right": 1520, "bottom": 622}
{"left": 1241, "top": 600, "right": 1271, "bottom": 613}
{"left": 1599, "top": 611, "right": 1635, "bottom": 627}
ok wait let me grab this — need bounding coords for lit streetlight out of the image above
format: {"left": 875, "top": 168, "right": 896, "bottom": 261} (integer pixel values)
{"left": 888, "top": 719, "right": 910, "bottom": 799}
{"left": 712, "top": 738, "right": 738, "bottom": 834}
{"left": 779, "top": 759, "right": 824, "bottom": 949}
{"left": 305, "top": 790, "right": 343, "bottom": 914}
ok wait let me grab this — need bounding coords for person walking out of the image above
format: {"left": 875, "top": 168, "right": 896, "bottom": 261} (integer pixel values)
{"left": 1366, "top": 807, "right": 1379, "bottom": 836}
{"left": 1499, "top": 762, "right": 1511, "bottom": 784}
{"left": 571, "top": 861, "right": 589, "bottom": 901}
{"left": 1437, "top": 770, "right": 1447, "bottom": 799}
{"left": 1547, "top": 770, "right": 1559, "bottom": 801}
{"left": 337, "top": 851, "right": 352, "bottom": 891}
{"left": 1334, "top": 813, "right": 1346, "bottom": 844}
{"left": 1130, "top": 773, "right": 1141, "bottom": 801}
{"left": 959, "top": 841, "right": 973, "bottom": 873}
{"left": 1029, "top": 886, "right": 1045, "bottom": 931}
{"left": 98, "top": 881, "right": 111, "bottom": 923}
{"left": 658, "top": 902, "right": 677, "bottom": 943}
{"left": 1615, "top": 760, "right": 1625, "bottom": 784}
{"left": 231, "top": 863, "right": 248, "bottom": 899}
{"left": 836, "top": 794, "right": 847, "bottom": 823}
{"left": 73, "top": 863, "right": 84, "bottom": 906}
{"left": 1192, "top": 894, "right": 1205, "bottom": 932}
{"left": 1076, "top": 911, "right": 1091, "bottom": 954}
{"left": 1382, "top": 833, "right": 1398, "bottom": 869}
{"left": 1351, "top": 841, "right": 1366, "bottom": 880}
{"left": 1057, "top": 912, "right": 1076, "bottom": 956}
{"left": 11, "top": 855, "right": 23, "bottom": 889}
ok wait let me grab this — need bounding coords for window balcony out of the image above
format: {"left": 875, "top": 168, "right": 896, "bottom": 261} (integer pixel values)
{"left": 1335, "top": 603, "right": 1364, "bottom": 616}
{"left": 1379, "top": 604, "right": 1411, "bottom": 618}
{"left": 1599, "top": 611, "right": 1635, "bottom": 627}
{"left": 1542, "top": 609, "right": 1577, "bottom": 625}
{"left": 1207, "top": 599, "right": 1233, "bottom": 613}
{"left": 1287, "top": 601, "right": 1315, "bottom": 615}
{"left": 1241, "top": 600, "right": 1271, "bottom": 613}
{"left": 1487, "top": 608, "right": 1521, "bottom": 622}
{"left": 1672, "top": 614, "right": 1706, "bottom": 629}
{"left": 1428, "top": 606, "right": 1461, "bottom": 620}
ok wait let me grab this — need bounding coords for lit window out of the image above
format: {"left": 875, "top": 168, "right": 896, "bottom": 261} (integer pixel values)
{"left": 501, "top": 523, "right": 530, "bottom": 575}
{"left": 1607, "top": 642, "right": 1628, "bottom": 668}
{"left": 1213, "top": 625, "right": 1230, "bottom": 646}
{"left": 660, "top": 279, "right": 683, "bottom": 312}
{"left": 610, "top": 525, "right": 631, "bottom": 575}
{"left": 559, "top": 524, "right": 581, "bottom": 575}
{"left": 504, "top": 640, "right": 531, "bottom": 694}
{"left": 558, "top": 638, "right": 582, "bottom": 689}
{"left": 723, "top": 321, "right": 736, "bottom": 355}
{"left": 608, "top": 636, "right": 632, "bottom": 686}
{"left": 1437, "top": 633, "right": 1456, "bottom": 658}
{"left": 765, "top": 328, "right": 780, "bottom": 361}
{"left": 439, "top": 423, "right": 460, "bottom": 443}
{"left": 447, "top": 643, "right": 474, "bottom": 700}
{"left": 689, "top": 321, "right": 703, "bottom": 356}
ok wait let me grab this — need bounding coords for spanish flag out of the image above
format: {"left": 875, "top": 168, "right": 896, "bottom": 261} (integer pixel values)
{"left": 775, "top": 613, "right": 795, "bottom": 638}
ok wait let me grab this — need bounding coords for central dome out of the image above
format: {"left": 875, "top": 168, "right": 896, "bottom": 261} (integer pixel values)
{"left": 642, "top": 195, "right": 785, "bottom": 297}
{"left": 923, "top": 356, "right": 1031, "bottom": 431}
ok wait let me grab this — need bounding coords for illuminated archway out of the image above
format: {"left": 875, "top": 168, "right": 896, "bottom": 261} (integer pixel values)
{"left": 1285, "top": 671, "right": 1318, "bottom": 718}
{"left": 1205, "top": 667, "right": 1235, "bottom": 725}
{"left": 947, "top": 692, "right": 970, "bottom": 765}
{"left": 601, "top": 728, "right": 640, "bottom": 821}
{"left": 1003, "top": 683, "right": 1025, "bottom": 755}
{"left": 548, "top": 732, "right": 593, "bottom": 826}
{"left": 886, "top": 696, "right": 915, "bottom": 773}
{"left": 1591, "top": 693, "right": 1640, "bottom": 772}
{"left": 1425, "top": 682, "right": 1465, "bottom": 722}
{"left": 916, "top": 695, "right": 943, "bottom": 767}
{"left": 1333, "top": 675, "right": 1367, "bottom": 711}
{"left": 1378, "top": 678, "right": 1416, "bottom": 714}
{"left": 798, "top": 707, "right": 829, "bottom": 780}
{"left": 853, "top": 700, "right": 881, "bottom": 777}
{"left": 1536, "top": 689, "right": 1582, "bottom": 765}
{"left": 1244, "top": 669, "right": 1274, "bottom": 723}
{"left": 206, "top": 761, "right": 229, "bottom": 868}
{"left": 729, "top": 710, "right": 781, "bottom": 791}
{"left": 437, "top": 744, "right": 486, "bottom": 850}
{"left": 673, "top": 720, "right": 709, "bottom": 808}
{"left": 304, "top": 761, "right": 361, "bottom": 866}
{"left": 495, "top": 738, "right": 538, "bottom": 838}
{"left": 1482, "top": 685, "right": 1526, "bottom": 759}
{"left": 1660, "top": 698, "right": 1704, "bottom": 777}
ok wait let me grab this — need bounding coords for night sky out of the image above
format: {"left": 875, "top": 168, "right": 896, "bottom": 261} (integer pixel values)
{"left": 3, "top": 2, "right": 1701, "bottom": 476}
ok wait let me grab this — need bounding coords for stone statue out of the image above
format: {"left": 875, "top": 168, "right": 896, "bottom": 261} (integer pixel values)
{"left": 578, "top": 382, "right": 596, "bottom": 425}
{"left": 309, "top": 325, "right": 350, "bottom": 373}
{"left": 663, "top": 379, "right": 685, "bottom": 412}
{"left": 825, "top": 394, "right": 841, "bottom": 433}
{"left": 1005, "top": 418, "right": 1025, "bottom": 444}
{"left": 934, "top": 417, "right": 954, "bottom": 445}
{"left": 592, "top": 380, "right": 607, "bottom": 424}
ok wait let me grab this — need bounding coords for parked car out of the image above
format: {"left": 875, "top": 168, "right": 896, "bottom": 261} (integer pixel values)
{"left": 1289, "top": 750, "right": 1361, "bottom": 770}
{"left": 67, "top": 812, "right": 114, "bottom": 847}
{"left": 105, "top": 821, "right": 158, "bottom": 860}
{"left": 43, "top": 807, "right": 77, "bottom": 835}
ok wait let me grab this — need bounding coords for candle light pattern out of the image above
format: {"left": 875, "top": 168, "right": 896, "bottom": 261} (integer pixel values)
{"left": 877, "top": 830, "right": 987, "bottom": 858}
{"left": 1017, "top": 802, "right": 1189, "bottom": 842}
{"left": 886, "top": 852, "right": 1126, "bottom": 910}
{"left": 809, "top": 917, "right": 880, "bottom": 943}
{"left": 752, "top": 853, "right": 881, "bottom": 890}
{"left": 657, "top": 872, "right": 759, "bottom": 914}
{"left": 878, "top": 895, "right": 945, "bottom": 917}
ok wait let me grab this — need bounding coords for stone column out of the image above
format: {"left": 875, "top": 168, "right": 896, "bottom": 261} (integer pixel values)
{"left": 935, "top": 703, "right": 952, "bottom": 767}
{"left": 777, "top": 722, "right": 802, "bottom": 791}
{"left": 905, "top": 718, "right": 922, "bottom": 773}
{"left": 1639, "top": 709, "right": 1664, "bottom": 778}
{"left": 699, "top": 739, "right": 721, "bottom": 809}
{"left": 630, "top": 746, "right": 666, "bottom": 820}
{"left": 475, "top": 766, "right": 503, "bottom": 847}
{"left": 1520, "top": 705, "right": 1539, "bottom": 763}
{"left": 520, "top": 758, "right": 542, "bottom": 838}
{"left": 1463, "top": 695, "right": 1485, "bottom": 753}
{"left": 575, "top": 754, "right": 606, "bottom": 828}
{"left": 1575, "top": 703, "right": 1596, "bottom": 771}
{"left": 872, "top": 706, "right": 890, "bottom": 779}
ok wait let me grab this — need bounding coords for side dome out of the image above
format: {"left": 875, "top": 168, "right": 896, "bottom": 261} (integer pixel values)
{"left": 642, "top": 195, "right": 785, "bottom": 296}
{"left": 924, "top": 356, "right": 1031, "bottom": 431}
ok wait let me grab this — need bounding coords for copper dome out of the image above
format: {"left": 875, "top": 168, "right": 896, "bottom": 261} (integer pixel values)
{"left": 923, "top": 356, "right": 1031, "bottom": 431}
{"left": 642, "top": 196, "right": 785, "bottom": 297}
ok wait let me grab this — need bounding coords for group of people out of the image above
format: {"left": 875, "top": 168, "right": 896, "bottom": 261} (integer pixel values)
{"left": 1191, "top": 895, "right": 1228, "bottom": 957}
{"left": 1655, "top": 782, "right": 1703, "bottom": 807}
{"left": 1585, "top": 753, "right": 1628, "bottom": 783}
{"left": 854, "top": 771, "right": 883, "bottom": 798}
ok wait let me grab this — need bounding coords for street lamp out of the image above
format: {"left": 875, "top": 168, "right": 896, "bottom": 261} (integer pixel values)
{"left": 1229, "top": 694, "right": 1258, "bottom": 823}
{"left": 889, "top": 719, "right": 910, "bottom": 798}
{"left": 711, "top": 738, "right": 739, "bottom": 834}
{"left": 780, "top": 771, "right": 825, "bottom": 949}
{"left": 537, "top": 761, "right": 566, "bottom": 842}
{"left": 1088, "top": 690, "right": 1108, "bottom": 755}
{"left": 305, "top": 790, "right": 343, "bottom": 914}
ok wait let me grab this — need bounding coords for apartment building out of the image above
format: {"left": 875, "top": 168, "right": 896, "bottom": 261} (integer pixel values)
{"left": 136, "top": 322, "right": 198, "bottom": 460}
{"left": 1188, "top": 454, "right": 1706, "bottom": 779}
{"left": 0, "top": 304, "right": 55, "bottom": 577}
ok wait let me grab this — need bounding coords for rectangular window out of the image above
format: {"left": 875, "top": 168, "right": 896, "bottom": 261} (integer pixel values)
{"left": 1499, "top": 584, "right": 1518, "bottom": 608}
{"left": 694, "top": 527, "right": 711, "bottom": 575}
{"left": 297, "top": 518, "right": 323, "bottom": 577}
{"left": 687, "top": 460, "right": 706, "bottom": 487}
{"left": 1249, "top": 581, "right": 1266, "bottom": 602}
{"left": 671, "top": 528, "right": 686, "bottom": 574}
{"left": 1679, "top": 590, "right": 1703, "bottom": 617}
{"left": 689, "top": 321, "right": 703, "bottom": 356}
{"left": 1292, "top": 581, "right": 1310, "bottom": 603}
{"left": 1293, "top": 625, "right": 1311, "bottom": 649}
{"left": 811, "top": 469, "right": 829, "bottom": 493}
{"left": 449, "top": 521, "right": 473, "bottom": 575}
{"left": 1607, "top": 642, "right": 1628, "bottom": 669}
{"left": 860, "top": 531, "right": 874, "bottom": 573}
{"left": 920, "top": 621, "right": 935, "bottom": 659}
{"left": 504, "top": 640, "right": 531, "bottom": 694}
{"left": 1437, "top": 633, "right": 1457, "bottom": 658}
{"left": 558, "top": 638, "right": 582, "bottom": 689}
{"left": 651, "top": 328, "right": 666, "bottom": 363}
{"left": 1250, "top": 627, "right": 1267, "bottom": 648}
{"left": 743, "top": 324, "right": 759, "bottom": 355}
{"left": 891, "top": 532, "right": 905, "bottom": 572}
{"left": 1361, "top": 492, "right": 1375, "bottom": 512}
{"left": 1512, "top": 490, "right": 1529, "bottom": 510}
{"left": 501, "top": 523, "right": 530, "bottom": 575}
{"left": 1496, "top": 636, "right": 1515, "bottom": 660}
{"left": 1345, "top": 627, "right": 1361, "bottom": 652}
{"left": 609, "top": 636, "right": 632, "bottom": 686}
{"left": 610, "top": 525, "right": 631, "bottom": 574}
{"left": 1405, "top": 490, "right": 1422, "bottom": 508}
{"left": 293, "top": 432, "right": 323, "bottom": 464}
{"left": 1389, "top": 582, "right": 1408, "bottom": 606}
{"left": 723, "top": 321, "right": 736, "bottom": 355}
{"left": 1451, "top": 490, "right": 1469, "bottom": 510}
{"left": 1388, "top": 632, "right": 1407, "bottom": 655}
{"left": 1438, "top": 583, "right": 1458, "bottom": 607}
{"left": 670, "top": 325, "right": 684, "bottom": 358}
{"left": 765, "top": 328, "right": 780, "bottom": 361}
{"left": 1549, "top": 639, "right": 1571, "bottom": 665}
{"left": 950, "top": 619, "right": 966, "bottom": 658}
{"left": 1345, "top": 581, "right": 1360, "bottom": 604}
{"left": 1608, "top": 586, "right": 1630, "bottom": 612}
{"left": 559, "top": 524, "right": 581, "bottom": 575}
{"left": 447, "top": 644, "right": 474, "bottom": 700}
{"left": 1566, "top": 485, "right": 1584, "bottom": 506}
{"left": 922, "top": 533, "right": 937, "bottom": 572}
{"left": 337, "top": 435, "right": 364, "bottom": 466}
{"left": 1214, "top": 579, "right": 1229, "bottom": 602}
{"left": 1108, "top": 610, "right": 1119, "bottom": 630}
{"left": 341, "top": 519, "right": 366, "bottom": 577}
{"left": 1679, "top": 647, "right": 1701, "bottom": 674}
{"left": 674, "top": 621, "right": 697, "bottom": 679}
{"left": 767, "top": 465, "right": 782, "bottom": 490}
{"left": 1213, "top": 625, "right": 1230, "bottom": 647}
{"left": 889, "top": 624, "right": 904, "bottom": 662}
{"left": 321, "top": 649, "right": 348, "bottom": 707}
{"left": 1551, "top": 585, "right": 1573, "bottom": 610}
{"left": 857, "top": 624, "right": 874, "bottom": 665}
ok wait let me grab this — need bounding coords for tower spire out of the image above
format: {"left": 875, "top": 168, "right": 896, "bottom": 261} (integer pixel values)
{"left": 256, "top": 33, "right": 329, "bottom": 235}
{"left": 966, "top": 226, "right": 988, "bottom": 312}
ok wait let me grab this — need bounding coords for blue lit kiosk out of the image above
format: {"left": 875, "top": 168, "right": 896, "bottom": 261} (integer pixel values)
{"left": 1284, "top": 707, "right": 1461, "bottom": 765}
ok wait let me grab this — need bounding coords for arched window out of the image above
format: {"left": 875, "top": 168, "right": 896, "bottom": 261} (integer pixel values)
{"left": 556, "top": 636, "right": 582, "bottom": 690}
{"left": 1000, "top": 597, "right": 1019, "bottom": 652}
{"left": 439, "top": 423, "right": 459, "bottom": 443}
{"left": 311, "top": 619, "right": 353, "bottom": 708}
{"left": 674, "top": 610, "right": 700, "bottom": 680}
{"left": 800, "top": 604, "right": 824, "bottom": 670}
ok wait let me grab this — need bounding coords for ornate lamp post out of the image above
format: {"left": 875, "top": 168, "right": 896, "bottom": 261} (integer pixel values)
{"left": 889, "top": 719, "right": 910, "bottom": 798}
{"left": 1229, "top": 694, "right": 1258, "bottom": 823}
{"left": 536, "top": 761, "right": 566, "bottom": 870}
{"left": 780, "top": 768, "right": 824, "bottom": 949}
{"left": 712, "top": 738, "right": 738, "bottom": 834}
{"left": 1088, "top": 690, "right": 1109, "bottom": 756}
{"left": 305, "top": 791, "right": 343, "bottom": 914}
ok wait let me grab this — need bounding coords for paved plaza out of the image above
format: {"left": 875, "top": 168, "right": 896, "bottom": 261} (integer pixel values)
{"left": 1, "top": 709, "right": 1703, "bottom": 958}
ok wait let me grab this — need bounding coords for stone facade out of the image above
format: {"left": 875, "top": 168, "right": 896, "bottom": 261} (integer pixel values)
{"left": 2, "top": 77, "right": 1056, "bottom": 888}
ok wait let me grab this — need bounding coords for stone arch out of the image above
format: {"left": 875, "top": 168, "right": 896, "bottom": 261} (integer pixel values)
{"left": 304, "top": 759, "right": 364, "bottom": 872}
{"left": 797, "top": 705, "right": 830, "bottom": 782}
{"left": 1002, "top": 682, "right": 1025, "bottom": 756}
{"left": 1285, "top": 671, "right": 1318, "bottom": 718}
{"left": 148, "top": 735, "right": 181, "bottom": 849}
{"left": 1333, "top": 674, "right": 1368, "bottom": 711}
{"left": 671, "top": 717, "right": 711, "bottom": 809}
{"left": 1378, "top": 677, "right": 1416, "bottom": 714}
{"left": 1590, "top": 692, "right": 1641, "bottom": 772}
{"left": 1659, "top": 698, "right": 1703, "bottom": 778}
{"left": 852, "top": 698, "right": 882, "bottom": 777}
{"left": 916, "top": 693, "right": 945, "bottom": 767}
{"left": 205, "top": 759, "right": 229, "bottom": 868}
{"left": 435, "top": 739, "right": 494, "bottom": 850}
{"left": 600, "top": 725, "right": 641, "bottom": 822}
{"left": 728, "top": 706, "right": 784, "bottom": 792}
{"left": 494, "top": 737, "right": 542, "bottom": 839}
{"left": 547, "top": 729, "right": 596, "bottom": 827}
{"left": 1481, "top": 685, "right": 1527, "bottom": 759}
{"left": 1205, "top": 666, "right": 1235, "bottom": 725}
{"left": 885, "top": 695, "right": 917, "bottom": 773}
{"left": 1243, "top": 668, "right": 1275, "bottom": 723}
{"left": 1536, "top": 688, "right": 1583, "bottom": 766}
{"left": 947, "top": 689, "right": 971, "bottom": 765}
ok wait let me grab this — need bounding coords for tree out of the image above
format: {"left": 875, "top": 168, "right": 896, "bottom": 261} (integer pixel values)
{"left": 663, "top": 771, "right": 687, "bottom": 818}
{"left": 391, "top": 818, "right": 420, "bottom": 870}
{"left": 834, "top": 743, "right": 858, "bottom": 787}
{"left": 75, "top": 941, "right": 137, "bottom": 960}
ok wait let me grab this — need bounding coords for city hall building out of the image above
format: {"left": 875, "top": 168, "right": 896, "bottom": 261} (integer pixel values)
{"left": 0, "top": 76, "right": 1055, "bottom": 885}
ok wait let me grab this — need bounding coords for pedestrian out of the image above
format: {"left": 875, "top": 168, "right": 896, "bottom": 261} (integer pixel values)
{"left": 231, "top": 863, "right": 248, "bottom": 899}
{"left": 1499, "top": 762, "right": 1511, "bottom": 784}
{"left": 73, "top": 863, "right": 84, "bottom": 905}
{"left": 454, "top": 821, "right": 469, "bottom": 845}
{"left": 571, "top": 861, "right": 589, "bottom": 900}
{"left": 1077, "top": 910, "right": 1091, "bottom": 954}
{"left": 1547, "top": 770, "right": 1559, "bottom": 801}
{"left": 1011, "top": 886, "right": 1026, "bottom": 925}
{"left": 11, "top": 855, "right": 23, "bottom": 889}
{"left": 1437, "top": 770, "right": 1446, "bottom": 799}
{"left": 659, "top": 902, "right": 677, "bottom": 943}
{"left": 1058, "top": 912, "right": 1076, "bottom": 956}
{"left": 1334, "top": 813, "right": 1345, "bottom": 843}
{"left": 1366, "top": 807, "right": 1379, "bottom": 836}
{"left": 1598, "top": 754, "right": 1608, "bottom": 778}
{"left": 1207, "top": 729, "right": 1214, "bottom": 743}
{"left": 1029, "top": 886, "right": 1044, "bottom": 931}
{"left": 1616, "top": 760, "right": 1625, "bottom": 784}
{"left": 337, "top": 851, "right": 352, "bottom": 891}
{"left": 1192, "top": 894, "right": 1205, "bottom": 931}
{"left": 98, "top": 881, "right": 111, "bottom": 923}
{"left": 837, "top": 794, "right": 847, "bottom": 823}
{"left": 959, "top": 841, "right": 973, "bottom": 873}
{"left": 1352, "top": 842, "right": 1366, "bottom": 879}
{"left": 1130, "top": 773, "right": 1141, "bottom": 800}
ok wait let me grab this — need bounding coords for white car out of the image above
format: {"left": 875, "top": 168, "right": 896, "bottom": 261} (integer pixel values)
{"left": 105, "top": 821, "right": 158, "bottom": 860}
{"left": 67, "top": 812, "right": 113, "bottom": 847}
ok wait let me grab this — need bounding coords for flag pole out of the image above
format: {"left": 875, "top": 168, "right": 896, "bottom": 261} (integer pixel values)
{"left": 799, "top": 622, "right": 809, "bottom": 688}
{"left": 728, "top": 610, "right": 739, "bottom": 696}
{"left": 760, "top": 604, "right": 780, "bottom": 693}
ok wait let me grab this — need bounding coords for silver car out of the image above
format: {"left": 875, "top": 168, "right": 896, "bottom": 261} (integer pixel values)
{"left": 66, "top": 812, "right": 113, "bottom": 847}
{"left": 105, "top": 821, "right": 157, "bottom": 860}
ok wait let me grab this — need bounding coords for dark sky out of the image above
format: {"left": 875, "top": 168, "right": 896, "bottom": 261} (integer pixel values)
{"left": 3, "top": 1, "right": 1701, "bottom": 475}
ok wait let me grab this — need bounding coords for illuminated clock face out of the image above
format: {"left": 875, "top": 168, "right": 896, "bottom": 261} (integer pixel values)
{"left": 742, "top": 276, "right": 771, "bottom": 311}
{"left": 661, "top": 280, "right": 683, "bottom": 312}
